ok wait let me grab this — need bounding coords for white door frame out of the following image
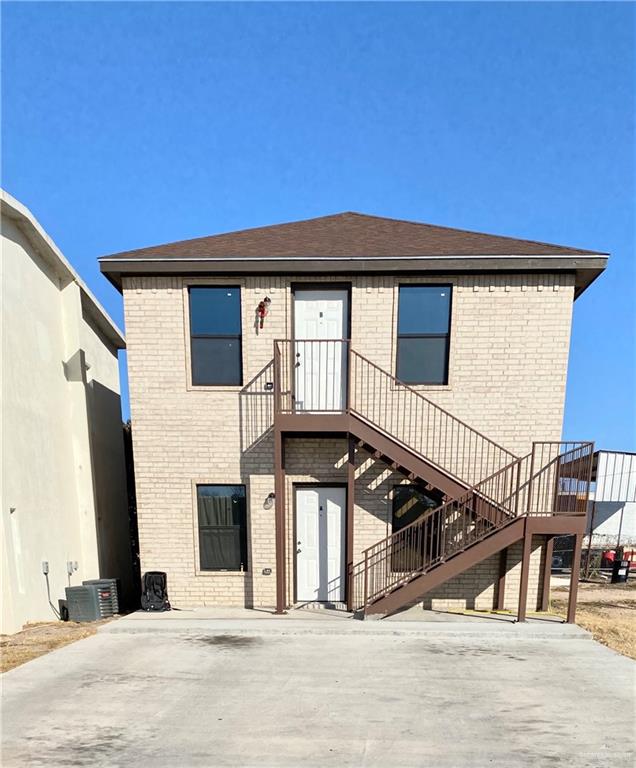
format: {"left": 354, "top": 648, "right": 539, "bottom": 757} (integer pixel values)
{"left": 294, "top": 484, "right": 347, "bottom": 603}
{"left": 292, "top": 287, "right": 349, "bottom": 412}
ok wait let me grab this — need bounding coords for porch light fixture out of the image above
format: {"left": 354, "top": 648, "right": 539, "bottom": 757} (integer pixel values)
{"left": 264, "top": 492, "right": 275, "bottom": 509}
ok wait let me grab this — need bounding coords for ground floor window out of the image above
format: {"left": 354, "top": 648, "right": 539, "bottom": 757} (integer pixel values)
{"left": 196, "top": 485, "right": 248, "bottom": 571}
{"left": 391, "top": 485, "right": 443, "bottom": 571}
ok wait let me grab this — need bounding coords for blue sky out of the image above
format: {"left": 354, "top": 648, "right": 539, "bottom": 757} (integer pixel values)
{"left": 2, "top": 2, "right": 634, "bottom": 449}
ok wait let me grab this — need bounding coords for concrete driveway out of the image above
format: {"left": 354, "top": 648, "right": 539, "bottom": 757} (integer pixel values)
{"left": 1, "top": 618, "right": 634, "bottom": 767}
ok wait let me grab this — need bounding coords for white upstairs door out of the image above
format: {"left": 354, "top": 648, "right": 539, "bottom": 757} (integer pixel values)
{"left": 295, "top": 486, "right": 346, "bottom": 603}
{"left": 293, "top": 289, "right": 348, "bottom": 411}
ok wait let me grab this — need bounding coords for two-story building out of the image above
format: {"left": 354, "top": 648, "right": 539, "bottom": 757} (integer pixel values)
{"left": 100, "top": 212, "right": 607, "bottom": 621}
{"left": 2, "top": 189, "right": 134, "bottom": 634}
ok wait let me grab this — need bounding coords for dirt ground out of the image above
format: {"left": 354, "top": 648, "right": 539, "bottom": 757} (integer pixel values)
{"left": 550, "top": 580, "right": 636, "bottom": 660}
{"left": 0, "top": 620, "right": 110, "bottom": 673}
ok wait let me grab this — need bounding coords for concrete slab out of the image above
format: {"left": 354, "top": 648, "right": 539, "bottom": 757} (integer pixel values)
{"left": 2, "top": 619, "right": 633, "bottom": 767}
{"left": 100, "top": 611, "right": 588, "bottom": 640}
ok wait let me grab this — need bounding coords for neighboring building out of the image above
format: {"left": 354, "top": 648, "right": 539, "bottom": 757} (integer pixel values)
{"left": 1, "top": 190, "right": 134, "bottom": 634}
{"left": 587, "top": 451, "right": 636, "bottom": 548}
{"left": 100, "top": 212, "right": 607, "bottom": 621}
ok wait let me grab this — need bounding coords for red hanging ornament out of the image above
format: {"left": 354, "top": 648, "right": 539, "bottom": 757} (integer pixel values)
{"left": 257, "top": 296, "right": 271, "bottom": 329}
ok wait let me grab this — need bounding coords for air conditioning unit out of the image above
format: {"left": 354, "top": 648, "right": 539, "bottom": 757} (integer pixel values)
{"left": 82, "top": 579, "right": 120, "bottom": 615}
{"left": 65, "top": 584, "right": 116, "bottom": 622}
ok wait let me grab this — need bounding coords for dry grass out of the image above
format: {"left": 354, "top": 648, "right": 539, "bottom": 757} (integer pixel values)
{"left": 550, "top": 581, "right": 636, "bottom": 660}
{"left": 0, "top": 620, "right": 109, "bottom": 673}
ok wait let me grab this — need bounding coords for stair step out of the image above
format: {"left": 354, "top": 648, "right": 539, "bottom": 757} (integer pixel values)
{"left": 295, "top": 601, "right": 348, "bottom": 612}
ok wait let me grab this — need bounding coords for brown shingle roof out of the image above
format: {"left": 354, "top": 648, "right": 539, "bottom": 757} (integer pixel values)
{"left": 100, "top": 212, "right": 603, "bottom": 261}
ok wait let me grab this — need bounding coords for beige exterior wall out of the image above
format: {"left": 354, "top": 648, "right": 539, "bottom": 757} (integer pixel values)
{"left": 1, "top": 207, "right": 131, "bottom": 634}
{"left": 123, "top": 272, "right": 574, "bottom": 609}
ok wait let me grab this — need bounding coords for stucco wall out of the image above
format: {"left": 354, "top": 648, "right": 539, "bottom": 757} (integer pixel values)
{"left": 123, "top": 273, "right": 574, "bottom": 608}
{"left": 1, "top": 215, "right": 131, "bottom": 633}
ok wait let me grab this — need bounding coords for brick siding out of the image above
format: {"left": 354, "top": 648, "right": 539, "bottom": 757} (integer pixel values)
{"left": 123, "top": 273, "right": 572, "bottom": 608}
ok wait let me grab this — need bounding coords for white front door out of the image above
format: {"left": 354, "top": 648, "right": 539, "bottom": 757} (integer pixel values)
{"left": 293, "top": 289, "right": 348, "bottom": 411}
{"left": 296, "top": 486, "right": 346, "bottom": 602}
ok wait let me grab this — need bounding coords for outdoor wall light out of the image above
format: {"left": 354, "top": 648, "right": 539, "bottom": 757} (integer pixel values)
{"left": 264, "top": 492, "right": 275, "bottom": 510}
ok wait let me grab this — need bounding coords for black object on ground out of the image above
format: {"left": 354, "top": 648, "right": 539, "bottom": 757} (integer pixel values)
{"left": 140, "top": 571, "right": 171, "bottom": 612}
{"left": 611, "top": 559, "right": 631, "bottom": 584}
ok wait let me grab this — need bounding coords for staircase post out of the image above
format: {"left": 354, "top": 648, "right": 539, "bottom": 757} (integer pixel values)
{"left": 526, "top": 445, "right": 537, "bottom": 514}
{"left": 346, "top": 436, "right": 355, "bottom": 611}
{"left": 496, "top": 547, "right": 507, "bottom": 611}
{"left": 274, "top": 427, "right": 287, "bottom": 614}
{"left": 540, "top": 536, "right": 554, "bottom": 612}
{"left": 566, "top": 534, "right": 583, "bottom": 623}
{"left": 345, "top": 340, "right": 352, "bottom": 413}
{"left": 517, "top": 521, "right": 532, "bottom": 622}
{"left": 363, "top": 550, "right": 369, "bottom": 616}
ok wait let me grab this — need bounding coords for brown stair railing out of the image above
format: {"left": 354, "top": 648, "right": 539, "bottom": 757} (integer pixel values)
{"left": 274, "top": 339, "right": 517, "bottom": 487}
{"left": 351, "top": 441, "right": 594, "bottom": 611}
{"left": 349, "top": 350, "right": 517, "bottom": 486}
{"left": 275, "top": 339, "right": 349, "bottom": 414}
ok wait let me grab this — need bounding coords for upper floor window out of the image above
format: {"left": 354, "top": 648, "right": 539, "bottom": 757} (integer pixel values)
{"left": 396, "top": 285, "right": 451, "bottom": 385}
{"left": 189, "top": 287, "right": 242, "bottom": 385}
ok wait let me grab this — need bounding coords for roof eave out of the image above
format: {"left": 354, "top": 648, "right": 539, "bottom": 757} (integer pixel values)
{"left": 99, "top": 254, "right": 608, "bottom": 297}
{"left": 2, "top": 190, "right": 126, "bottom": 350}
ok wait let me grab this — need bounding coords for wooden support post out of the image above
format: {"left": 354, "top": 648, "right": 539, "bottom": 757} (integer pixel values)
{"left": 274, "top": 428, "right": 287, "bottom": 614}
{"left": 496, "top": 547, "right": 507, "bottom": 611}
{"left": 517, "top": 524, "right": 532, "bottom": 622}
{"left": 567, "top": 534, "right": 583, "bottom": 624}
{"left": 346, "top": 436, "right": 355, "bottom": 611}
{"left": 540, "top": 536, "right": 554, "bottom": 612}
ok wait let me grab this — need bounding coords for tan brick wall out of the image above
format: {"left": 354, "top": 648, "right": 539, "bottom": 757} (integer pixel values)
{"left": 278, "top": 437, "right": 409, "bottom": 606}
{"left": 123, "top": 273, "right": 572, "bottom": 608}
{"left": 350, "top": 273, "right": 574, "bottom": 457}
{"left": 422, "top": 537, "right": 546, "bottom": 613}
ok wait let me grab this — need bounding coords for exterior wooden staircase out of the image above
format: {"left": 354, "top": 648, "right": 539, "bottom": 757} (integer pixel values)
{"left": 274, "top": 340, "right": 517, "bottom": 499}
{"left": 271, "top": 339, "right": 593, "bottom": 619}
{"left": 350, "top": 441, "right": 594, "bottom": 617}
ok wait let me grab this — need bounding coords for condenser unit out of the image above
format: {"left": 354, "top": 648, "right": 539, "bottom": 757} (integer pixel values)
{"left": 82, "top": 579, "right": 120, "bottom": 614}
{"left": 65, "top": 584, "right": 116, "bottom": 622}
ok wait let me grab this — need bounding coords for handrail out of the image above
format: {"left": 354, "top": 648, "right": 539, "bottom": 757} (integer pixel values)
{"left": 273, "top": 339, "right": 517, "bottom": 487}
{"left": 274, "top": 339, "right": 350, "bottom": 414}
{"left": 360, "top": 452, "right": 528, "bottom": 554}
{"left": 352, "top": 441, "right": 594, "bottom": 610}
{"left": 349, "top": 348, "right": 517, "bottom": 486}
{"left": 272, "top": 340, "right": 594, "bottom": 613}
{"left": 351, "top": 349, "right": 514, "bottom": 457}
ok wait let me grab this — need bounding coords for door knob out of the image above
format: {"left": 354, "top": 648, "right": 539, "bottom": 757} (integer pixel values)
{"left": 296, "top": 548, "right": 302, "bottom": 554}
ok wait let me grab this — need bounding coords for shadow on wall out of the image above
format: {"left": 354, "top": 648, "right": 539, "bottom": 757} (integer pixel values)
{"left": 590, "top": 501, "right": 628, "bottom": 532}
{"left": 122, "top": 421, "right": 141, "bottom": 602}
{"left": 85, "top": 378, "right": 139, "bottom": 610}
{"left": 419, "top": 567, "right": 499, "bottom": 611}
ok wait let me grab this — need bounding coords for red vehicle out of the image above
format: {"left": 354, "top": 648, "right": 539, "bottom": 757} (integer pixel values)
{"left": 602, "top": 549, "right": 636, "bottom": 568}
